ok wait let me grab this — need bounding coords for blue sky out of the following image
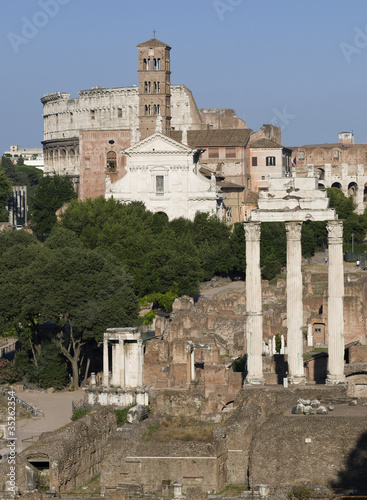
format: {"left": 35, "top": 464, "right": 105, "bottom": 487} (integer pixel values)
{"left": 1, "top": 0, "right": 367, "bottom": 155}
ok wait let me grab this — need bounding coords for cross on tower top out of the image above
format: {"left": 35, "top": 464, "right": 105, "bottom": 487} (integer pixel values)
{"left": 153, "top": 28, "right": 156, "bottom": 38}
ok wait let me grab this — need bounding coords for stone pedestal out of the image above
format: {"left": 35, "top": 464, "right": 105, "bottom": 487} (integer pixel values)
{"left": 326, "top": 221, "right": 346, "bottom": 384}
{"left": 244, "top": 223, "right": 265, "bottom": 385}
{"left": 286, "top": 222, "right": 306, "bottom": 385}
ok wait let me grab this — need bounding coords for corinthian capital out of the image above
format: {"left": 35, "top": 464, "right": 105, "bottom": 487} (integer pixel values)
{"left": 285, "top": 221, "right": 302, "bottom": 241}
{"left": 327, "top": 220, "right": 343, "bottom": 244}
{"left": 244, "top": 222, "right": 261, "bottom": 242}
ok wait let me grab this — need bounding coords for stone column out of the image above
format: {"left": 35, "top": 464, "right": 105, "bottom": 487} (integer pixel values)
{"left": 120, "top": 340, "right": 125, "bottom": 388}
{"left": 111, "top": 343, "right": 118, "bottom": 386}
{"left": 115, "top": 340, "right": 121, "bottom": 387}
{"left": 286, "top": 222, "right": 306, "bottom": 384}
{"left": 307, "top": 323, "right": 313, "bottom": 347}
{"left": 137, "top": 340, "right": 144, "bottom": 386}
{"left": 103, "top": 337, "right": 109, "bottom": 387}
{"left": 326, "top": 221, "right": 346, "bottom": 384}
{"left": 244, "top": 222, "right": 265, "bottom": 385}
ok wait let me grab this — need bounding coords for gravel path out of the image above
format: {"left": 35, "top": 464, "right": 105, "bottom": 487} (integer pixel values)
{"left": 1, "top": 389, "right": 85, "bottom": 454}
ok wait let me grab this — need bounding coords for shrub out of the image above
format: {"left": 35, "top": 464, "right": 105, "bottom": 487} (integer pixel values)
{"left": 114, "top": 402, "right": 137, "bottom": 426}
{"left": 0, "top": 359, "right": 20, "bottom": 385}
{"left": 71, "top": 407, "right": 90, "bottom": 421}
{"left": 288, "top": 485, "right": 311, "bottom": 499}
{"left": 232, "top": 354, "right": 246, "bottom": 372}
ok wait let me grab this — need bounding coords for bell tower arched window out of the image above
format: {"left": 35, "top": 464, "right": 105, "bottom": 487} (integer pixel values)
{"left": 107, "top": 151, "right": 117, "bottom": 173}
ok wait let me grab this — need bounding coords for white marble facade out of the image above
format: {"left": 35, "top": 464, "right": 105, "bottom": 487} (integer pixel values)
{"left": 86, "top": 327, "right": 149, "bottom": 408}
{"left": 106, "top": 132, "right": 220, "bottom": 220}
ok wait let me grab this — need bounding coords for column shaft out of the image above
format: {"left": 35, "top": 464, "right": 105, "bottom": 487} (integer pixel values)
{"left": 111, "top": 343, "right": 118, "bottom": 386}
{"left": 244, "top": 222, "right": 264, "bottom": 385}
{"left": 286, "top": 222, "right": 306, "bottom": 384}
{"left": 137, "top": 340, "right": 144, "bottom": 386}
{"left": 326, "top": 221, "right": 346, "bottom": 384}
{"left": 120, "top": 340, "right": 125, "bottom": 388}
{"left": 191, "top": 349, "right": 195, "bottom": 381}
{"left": 103, "top": 338, "right": 109, "bottom": 387}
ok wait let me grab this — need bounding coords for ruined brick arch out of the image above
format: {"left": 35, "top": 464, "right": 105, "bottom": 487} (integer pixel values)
{"left": 332, "top": 182, "right": 342, "bottom": 189}
{"left": 348, "top": 181, "right": 358, "bottom": 198}
{"left": 364, "top": 183, "right": 367, "bottom": 202}
{"left": 316, "top": 167, "right": 325, "bottom": 180}
{"left": 318, "top": 182, "right": 325, "bottom": 189}
{"left": 221, "top": 400, "right": 235, "bottom": 412}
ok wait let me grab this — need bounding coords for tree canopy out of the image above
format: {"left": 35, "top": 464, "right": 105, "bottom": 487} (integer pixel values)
{"left": 0, "top": 229, "right": 139, "bottom": 387}
{"left": 31, "top": 174, "right": 77, "bottom": 235}
{"left": 0, "top": 166, "right": 12, "bottom": 222}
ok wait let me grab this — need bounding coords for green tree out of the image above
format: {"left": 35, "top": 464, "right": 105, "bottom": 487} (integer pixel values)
{"left": 260, "top": 222, "right": 286, "bottom": 280}
{"left": 1, "top": 156, "right": 16, "bottom": 183}
{"left": 327, "top": 187, "right": 355, "bottom": 220}
{"left": 0, "top": 166, "right": 12, "bottom": 222}
{"left": 16, "top": 156, "right": 24, "bottom": 166}
{"left": 0, "top": 231, "right": 139, "bottom": 388}
{"left": 37, "top": 342, "right": 69, "bottom": 389}
{"left": 229, "top": 222, "right": 246, "bottom": 276}
{"left": 31, "top": 174, "right": 77, "bottom": 235}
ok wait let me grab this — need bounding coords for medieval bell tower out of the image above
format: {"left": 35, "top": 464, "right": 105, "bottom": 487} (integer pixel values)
{"left": 137, "top": 37, "right": 171, "bottom": 139}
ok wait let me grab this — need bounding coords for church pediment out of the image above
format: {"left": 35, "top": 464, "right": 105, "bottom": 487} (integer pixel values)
{"left": 124, "top": 133, "right": 193, "bottom": 155}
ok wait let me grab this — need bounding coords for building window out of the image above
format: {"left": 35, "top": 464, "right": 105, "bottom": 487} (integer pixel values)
{"left": 252, "top": 156, "right": 257, "bottom": 166}
{"left": 154, "top": 58, "right": 161, "bottom": 70}
{"left": 144, "top": 81, "right": 151, "bottom": 94}
{"left": 91, "top": 110, "right": 95, "bottom": 120}
{"left": 154, "top": 104, "right": 160, "bottom": 115}
{"left": 107, "top": 151, "right": 117, "bottom": 173}
{"left": 299, "top": 151, "right": 305, "bottom": 160}
{"left": 144, "top": 58, "right": 150, "bottom": 70}
{"left": 266, "top": 156, "right": 276, "bottom": 166}
{"left": 118, "top": 108, "right": 122, "bottom": 118}
{"left": 208, "top": 147, "right": 219, "bottom": 159}
{"left": 261, "top": 176, "right": 266, "bottom": 180}
{"left": 145, "top": 105, "right": 151, "bottom": 116}
{"left": 226, "top": 147, "right": 236, "bottom": 158}
{"left": 156, "top": 175, "right": 164, "bottom": 194}
{"left": 154, "top": 82, "right": 160, "bottom": 93}
{"left": 333, "top": 150, "right": 340, "bottom": 159}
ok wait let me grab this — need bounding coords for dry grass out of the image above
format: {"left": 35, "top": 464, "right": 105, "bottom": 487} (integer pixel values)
{"left": 66, "top": 474, "right": 101, "bottom": 496}
{"left": 143, "top": 416, "right": 214, "bottom": 442}
{"left": 0, "top": 395, "right": 32, "bottom": 421}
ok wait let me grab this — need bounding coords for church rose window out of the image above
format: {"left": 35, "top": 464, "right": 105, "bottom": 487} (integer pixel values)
{"left": 107, "top": 151, "right": 117, "bottom": 173}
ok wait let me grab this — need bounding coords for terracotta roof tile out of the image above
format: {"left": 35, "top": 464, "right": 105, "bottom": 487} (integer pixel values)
{"left": 249, "top": 138, "right": 283, "bottom": 149}
{"left": 170, "top": 129, "right": 252, "bottom": 147}
{"left": 137, "top": 38, "right": 171, "bottom": 49}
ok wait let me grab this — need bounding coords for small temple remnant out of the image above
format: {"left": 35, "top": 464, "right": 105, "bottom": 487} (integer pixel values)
{"left": 244, "top": 168, "right": 345, "bottom": 386}
{"left": 86, "top": 327, "right": 149, "bottom": 407}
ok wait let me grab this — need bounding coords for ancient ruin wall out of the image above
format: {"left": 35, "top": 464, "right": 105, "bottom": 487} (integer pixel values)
{"left": 0, "top": 408, "right": 116, "bottom": 494}
{"left": 249, "top": 415, "right": 367, "bottom": 490}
